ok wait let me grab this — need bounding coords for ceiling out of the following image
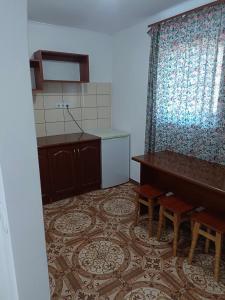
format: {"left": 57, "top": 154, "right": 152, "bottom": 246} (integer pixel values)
{"left": 28, "top": 0, "right": 186, "bottom": 35}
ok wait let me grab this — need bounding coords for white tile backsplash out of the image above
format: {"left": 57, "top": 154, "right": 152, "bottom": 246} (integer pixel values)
{"left": 63, "top": 95, "right": 81, "bottom": 108}
{"left": 45, "top": 109, "right": 64, "bottom": 123}
{"left": 33, "top": 95, "right": 44, "bottom": 109}
{"left": 82, "top": 83, "right": 97, "bottom": 95}
{"left": 46, "top": 122, "right": 64, "bottom": 136}
{"left": 62, "top": 82, "right": 82, "bottom": 94}
{"left": 36, "top": 123, "right": 46, "bottom": 137}
{"left": 64, "top": 108, "right": 82, "bottom": 121}
{"left": 97, "top": 107, "right": 111, "bottom": 119}
{"left": 82, "top": 107, "right": 97, "bottom": 120}
{"left": 44, "top": 95, "right": 63, "bottom": 109}
{"left": 33, "top": 82, "right": 111, "bottom": 137}
{"left": 97, "top": 118, "right": 111, "bottom": 129}
{"left": 34, "top": 109, "right": 45, "bottom": 124}
{"left": 82, "top": 119, "right": 98, "bottom": 130}
{"left": 82, "top": 95, "right": 97, "bottom": 107}
{"left": 96, "top": 83, "right": 111, "bottom": 94}
{"left": 65, "top": 121, "right": 82, "bottom": 134}
{"left": 97, "top": 95, "right": 111, "bottom": 107}
{"left": 43, "top": 82, "right": 63, "bottom": 94}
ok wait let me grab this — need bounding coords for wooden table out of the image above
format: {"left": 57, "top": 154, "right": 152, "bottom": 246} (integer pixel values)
{"left": 132, "top": 151, "right": 225, "bottom": 215}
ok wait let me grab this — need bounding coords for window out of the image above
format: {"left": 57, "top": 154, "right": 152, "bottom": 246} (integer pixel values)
{"left": 154, "top": 24, "right": 224, "bottom": 128}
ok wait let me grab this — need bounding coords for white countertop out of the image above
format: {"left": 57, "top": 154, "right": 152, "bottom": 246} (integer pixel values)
{"left": 85, "top": 128, "right": 129, "bottom": 140}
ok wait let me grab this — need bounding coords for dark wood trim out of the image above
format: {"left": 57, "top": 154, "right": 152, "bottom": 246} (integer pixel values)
{"left": 30, "top": 59, "right": 43, "bottom": 91}
{"left": 32, "top": 89, "right": 43, "bottom": 93}
{"left": 35, "top": 50, "right": 88, "bottom": 62}
{"left": 30, "top": 59, "right": 40, "bottom": 68}
{"left": 148, "top": 0, "right": 223, "bottom": 29}
{"left": 43, "top": 80, "right": 89, "bottom": 83}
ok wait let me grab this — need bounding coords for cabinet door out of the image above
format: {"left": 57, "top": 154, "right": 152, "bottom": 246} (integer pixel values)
{"left": 48, "top": 145, "right": 78, "bottom": 201}
{"left": 38, "top": 149, "right": 51, "bottom": 205}
{"left": 78, "top": 141, "right": 101, "bottom": 192}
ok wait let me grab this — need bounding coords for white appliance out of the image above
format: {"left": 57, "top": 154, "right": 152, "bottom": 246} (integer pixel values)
{"left": 86, "top": 128, "right": 130, "bottom": 188}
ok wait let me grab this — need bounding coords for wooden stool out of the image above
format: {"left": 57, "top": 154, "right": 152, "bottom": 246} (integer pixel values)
{"left": 157, "top": 196, "right": 194, "bottom": 256}
{"left": 134, "top": 184, "right": 164, "bottom": 237}
{"left": 188, "top": 211, "right": 225, "bottom": 281}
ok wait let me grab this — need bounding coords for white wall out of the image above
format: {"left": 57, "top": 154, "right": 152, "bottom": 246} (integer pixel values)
{"left": 0, "top": 1, "right": 50, "bottom": 299}
{"left": 112, "top": 0, "right": 215, "bottom": 182}
{"left": 28, "top": 21, "right": 112, "bottom": 82}
{"left": 0, "top": 166, "right": 18, "bottom": 300}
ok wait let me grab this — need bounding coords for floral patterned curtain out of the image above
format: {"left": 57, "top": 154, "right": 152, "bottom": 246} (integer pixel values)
{"left": 145, "top": 3, "right": 225, "bottom": 164}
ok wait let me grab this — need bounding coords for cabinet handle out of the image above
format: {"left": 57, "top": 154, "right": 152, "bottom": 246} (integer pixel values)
{"left": 74, "top": 148, "right": 80, "bottom": 154}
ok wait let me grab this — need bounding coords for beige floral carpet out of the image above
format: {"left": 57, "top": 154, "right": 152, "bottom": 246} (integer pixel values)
{"left": 44, "top": 182, "right": 225, "bottom": 300}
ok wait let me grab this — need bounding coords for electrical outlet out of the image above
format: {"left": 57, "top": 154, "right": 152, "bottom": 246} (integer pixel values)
{"left": 64, "top": 103, "right": 70, "bottom": 109}
{"left": 56, "top": 103, "right": 70, "bottom": 109}
{"left": 56, "top": 103, "right": 64, "bottom": 108}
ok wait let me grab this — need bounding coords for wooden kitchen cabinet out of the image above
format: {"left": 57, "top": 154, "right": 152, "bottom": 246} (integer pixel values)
{"left": 38, "top": 148, "right": 50, "bottom": 205}
{"left": 78, "top": 141, "right": 101, "bottom": 191}
{"left": 48, "top": 145, "right": 79, "bottom": 201}
{"left": 37, "top": 133, "right": 101, "bottom": 203}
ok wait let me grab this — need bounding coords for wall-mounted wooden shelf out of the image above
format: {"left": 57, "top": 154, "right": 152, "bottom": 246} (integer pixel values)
{"left": 33, "top": 50, "right": 89, "bottom": 83}
{"left": 30, "top": 50, "right": 90, "bottom": 93}
{"left": 43, "top": 80, "right": 89, "bottom": 83}
{"left": 30, "top": 59, "right": 43, "bottom": 92}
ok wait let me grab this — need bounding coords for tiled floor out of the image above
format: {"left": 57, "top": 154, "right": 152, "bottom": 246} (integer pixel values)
{"left": 44, "top": 182, "right": 225, "bottom": 300}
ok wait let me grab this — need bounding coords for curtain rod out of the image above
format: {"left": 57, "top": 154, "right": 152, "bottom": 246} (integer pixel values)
{"left": 148, "top": 0, "right": 224, "bottom": 28}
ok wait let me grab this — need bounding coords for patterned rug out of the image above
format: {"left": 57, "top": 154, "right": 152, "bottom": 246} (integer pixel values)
{"left": 44, "top": 182, "right": 225, "bottom": 300}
